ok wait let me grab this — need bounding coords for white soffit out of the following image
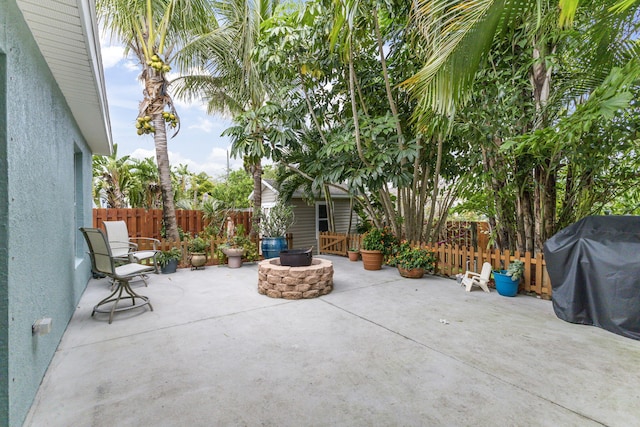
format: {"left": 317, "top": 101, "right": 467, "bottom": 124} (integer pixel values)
{"left": 16, "top": 0, "right": 113, "bottom": 155}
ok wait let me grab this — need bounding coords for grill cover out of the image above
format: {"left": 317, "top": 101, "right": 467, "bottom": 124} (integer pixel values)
{"left": 543, "top": 216, "right": 640, "bottom": 340}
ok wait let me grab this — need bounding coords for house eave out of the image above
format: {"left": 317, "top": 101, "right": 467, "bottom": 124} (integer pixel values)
{"left": 16, "top": 0, "right": 113, "bottom": 155}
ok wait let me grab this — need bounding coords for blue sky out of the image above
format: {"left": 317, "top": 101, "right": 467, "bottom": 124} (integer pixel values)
{"left": 100, "top": 42, "right": 244, "bottom": 179}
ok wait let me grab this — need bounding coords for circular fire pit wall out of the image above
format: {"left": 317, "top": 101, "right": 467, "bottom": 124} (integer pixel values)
{"left": 258, "top": 258, "right": 333, "bottom": 299}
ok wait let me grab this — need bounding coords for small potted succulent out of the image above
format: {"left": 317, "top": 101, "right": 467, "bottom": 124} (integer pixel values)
{"left": 388, "top": 241, "right": 437, "bottom": 278}
{"left": 493, "top": 259, "right": 524, "bottom": 297}
{"left": 157, "top": 247, "right": 182, "bottom": 274}
{"left": 188, "top": 236, "right": 209, "bottom": 270}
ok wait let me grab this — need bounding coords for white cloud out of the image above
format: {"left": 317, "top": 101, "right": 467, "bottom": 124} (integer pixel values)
{"left": 188, "top": 117, "right": 216, "bottom": 133}
{"left": 123, "top": 60, "right": 140, "bottom": 72}
{"left": 128, "top": 147, "right": 244, "bottom": 179}
{"left": 101, "top": 45, "right": 126, "bottom": 68}
{"left": 129, "top": 148, "right": 156, "bottom": 161}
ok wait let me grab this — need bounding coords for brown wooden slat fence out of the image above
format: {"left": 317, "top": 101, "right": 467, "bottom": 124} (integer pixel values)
{"left": 93, "top": 208, "right": 252, "bottom": 240}
{"left": 319, "top": 231, "right": 552, "bottom": 298}
{"left": 92, "top": 208, "right": 293, "bottom": 267}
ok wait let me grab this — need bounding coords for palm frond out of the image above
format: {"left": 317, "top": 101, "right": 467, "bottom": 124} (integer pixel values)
{"left": 405, "top": 0, "right": 535, "bottom": 120}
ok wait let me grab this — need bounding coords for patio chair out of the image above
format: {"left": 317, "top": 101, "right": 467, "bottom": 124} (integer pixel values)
{"left": 461, "top": 262, "right": 492, "bottom": 293}
{"left": 80, "top": 227, "right": 154, "bottom": 324}
{"left": 103, "top": 220, "right": 160, "bottom": 274}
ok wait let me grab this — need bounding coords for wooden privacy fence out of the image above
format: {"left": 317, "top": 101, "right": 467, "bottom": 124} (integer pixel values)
{"left": 97, "top": 227, "right": 293, "bottom": 268}
{"left": 319, "top": 232, "right": 552, "bottom": 298}
{"left": 93, "top": 208, "right": 252, "bottom": 239}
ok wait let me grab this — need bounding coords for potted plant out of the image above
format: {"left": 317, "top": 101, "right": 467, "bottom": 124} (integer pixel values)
{"left": 157, "top": 247, "right": 182, "bottom": 274}
{"left": 360, "top": 227, "right": 397, "bottom": 271}
{"left": 218, "top": 225, "right": 259, "bottom": 268}
{"left": 388, "top": 241, "right": 437, "bottom": 279}
{"left": 347, "top": 247, "right": 360, "bottom": 261}
{"left": 493, "top": 259, "right": 524, "bottom": 297}
{"left": 256, "top": 202, "right": 295, "bottom": 259}
{"left": 188, "top": 236, "right": 209, "bottom": 270}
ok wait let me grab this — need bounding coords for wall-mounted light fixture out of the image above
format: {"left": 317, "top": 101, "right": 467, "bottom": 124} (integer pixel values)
{"left": 32, "top": 318, "right": 52, "bottom": 336}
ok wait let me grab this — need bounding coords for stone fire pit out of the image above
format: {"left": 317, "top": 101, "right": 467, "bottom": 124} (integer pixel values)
{"left": 258, "top": 258, "right": 333, "bottom": 299}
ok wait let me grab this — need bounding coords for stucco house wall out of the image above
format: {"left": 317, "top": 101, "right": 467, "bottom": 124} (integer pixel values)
{"left": 0, "top": 1, "right": 111, "bottom": 425}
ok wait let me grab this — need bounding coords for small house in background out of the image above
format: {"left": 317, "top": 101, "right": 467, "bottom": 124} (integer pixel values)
{"left": 252, "top": 179, "right": 361, "bottom": 253}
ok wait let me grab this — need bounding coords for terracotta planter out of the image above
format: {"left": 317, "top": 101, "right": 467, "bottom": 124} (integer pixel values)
{"left": 398, "top": 266, "right": 425, "bottom": 279}
{"left": 347, "top": 251, "right": 360, "bottom": 261}
{"left": 360, "top": 249, "right": 383, "bottom": 270}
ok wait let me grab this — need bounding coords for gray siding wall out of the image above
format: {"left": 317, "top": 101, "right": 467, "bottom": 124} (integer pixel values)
{"left": 287, "top": 198, "right": 358, "bottom": 254}
{"left": 332, "top": 199, "right": 359, "bottom": 234}
{"left": 288, "top": 201, "right": 316, "bottom": 251}
{"left": 261, "top": 186, "right": 278, "bottom": 206}
{"left": 1, "top": 2, "right": 94, "bottom": 425}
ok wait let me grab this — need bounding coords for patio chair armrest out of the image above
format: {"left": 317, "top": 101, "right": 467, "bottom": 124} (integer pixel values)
{"left": 111, "top": 240, "right": 138, "bottom": 251}
{"left": 130, "top": 237, "right": 160, "bottom": 250}
{"left": 464, "top": 271, "right": 480, "bottom": 279}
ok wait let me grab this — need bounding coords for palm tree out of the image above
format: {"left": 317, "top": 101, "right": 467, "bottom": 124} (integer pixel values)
{"left": 97, "top": 0, "right": 214, "bottom": 241}
{"left": 405, "top": 0, "right": 639, "bottom": 119}
{"left": 92, "top": 144, "right": 132, "bottom": 208}
{"left": 129, "top": 157, "right": 162, "bottom": 209}
{"left": 172, "top": 0, "right": 280, "bottom": 238}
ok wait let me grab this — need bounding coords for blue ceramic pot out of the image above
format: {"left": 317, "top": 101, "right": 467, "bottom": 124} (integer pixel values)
{"left": 261, "top": 236, "right": 288, "bottom": 259}
{"left": 493, "top": 270, "right": 519, "bottom": 297}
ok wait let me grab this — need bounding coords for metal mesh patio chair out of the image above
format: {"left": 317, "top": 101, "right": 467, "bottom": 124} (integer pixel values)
{"left": 80, "top": 227, "right": 154, "bottom": 324}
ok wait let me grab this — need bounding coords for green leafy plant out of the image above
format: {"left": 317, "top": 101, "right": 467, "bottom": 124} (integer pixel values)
{"left": 256, "top": 202, "right": 294, "bottom": 237}
{"left": 188, "top": 236, "right": 209, "bottom": 253}
{"left": 157, "top": 247, "right": 182, "bottom": 267}
{"left": 388, "top": 241, "right": 437, "bottom": 270}
{"left": 361, "top": 227, "right": 398, "bottom": 255}
{"left": 506, "top": 259, "right": 525, "bottom": 282}
{"left": 217, "top": 225, "right": 260, "bottom": 262}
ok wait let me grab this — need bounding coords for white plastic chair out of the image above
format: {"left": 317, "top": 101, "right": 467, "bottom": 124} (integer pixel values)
{"left": 461, "top": 262, "right": 492, "bottom": 293}
{"left": 103, "top": 220, "right": 160, "bottom": 274}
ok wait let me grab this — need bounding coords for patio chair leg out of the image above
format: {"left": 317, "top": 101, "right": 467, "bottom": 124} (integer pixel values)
{"left": 92, "top": 279, "right": 152, "bottom": 324}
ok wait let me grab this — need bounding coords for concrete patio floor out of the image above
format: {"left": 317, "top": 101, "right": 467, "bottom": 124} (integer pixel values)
{"left": 24, "top": 255, "right": 640, "bottom": 427}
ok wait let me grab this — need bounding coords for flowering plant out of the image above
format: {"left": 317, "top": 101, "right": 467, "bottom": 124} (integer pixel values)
{"left": 387, "top": 241, "right": 436, "bottom": 271}
{"left": 361, "top": 227, "right": 398, "bottom": 255}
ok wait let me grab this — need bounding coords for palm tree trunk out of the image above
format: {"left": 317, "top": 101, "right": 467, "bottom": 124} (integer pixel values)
{"left": 153, "top": 115, "right": 180, "bottom": 241}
